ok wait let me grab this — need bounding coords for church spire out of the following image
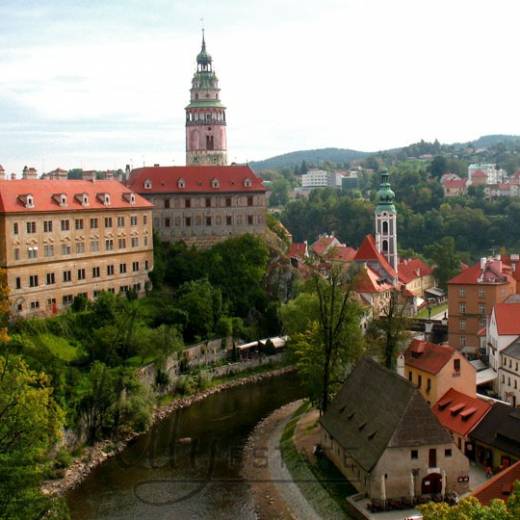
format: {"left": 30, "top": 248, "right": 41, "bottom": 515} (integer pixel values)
{"left": 374, "top": 170, "right": 398, "bottom": 273}
{"left": 185, "top": 32, "right": 227, "bottom": 166}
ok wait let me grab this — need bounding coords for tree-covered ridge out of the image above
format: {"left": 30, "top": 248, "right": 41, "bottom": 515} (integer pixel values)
{"left": 280, "top": 160, "right": 520, "bottom": 265}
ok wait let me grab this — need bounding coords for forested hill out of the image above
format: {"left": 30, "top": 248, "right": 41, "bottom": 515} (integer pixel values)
{"left": 249, "top": 148, "right": 370, "bottom": 171}
{"left": 249, "top": 135, "right": 520, "bottom": 171}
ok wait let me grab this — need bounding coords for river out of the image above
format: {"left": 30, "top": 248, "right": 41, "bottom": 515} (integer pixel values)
{"left": 67, "top": 373, "right": 304, "bottom": 519}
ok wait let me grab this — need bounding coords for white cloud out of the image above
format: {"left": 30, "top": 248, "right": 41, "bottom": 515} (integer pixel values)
{"left": 1, "top": 0, "right": 520, "bottom": 171}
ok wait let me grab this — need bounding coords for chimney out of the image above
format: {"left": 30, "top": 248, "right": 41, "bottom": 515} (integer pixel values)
{"left": 22, "top": 166, "right": 28, "bottom": 179}
{"left": 10, "top": 173, "right": 16, "bottom": 180}
{"left": 480, "top": 257, "right": 487, "bottom": 270}
{"left": 0, "top": 165, "right": 4, "bottom": 180}
{"left": 154, "top": 163, "right": 160, "bottom": 168}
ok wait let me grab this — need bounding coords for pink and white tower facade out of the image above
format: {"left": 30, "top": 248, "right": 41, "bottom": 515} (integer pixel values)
{"left": 185, "top": 32, "right": 227, "bottom": 166}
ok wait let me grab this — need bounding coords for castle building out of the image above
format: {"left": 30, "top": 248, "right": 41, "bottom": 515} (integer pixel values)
{"left": 185, "top": 32, "right": 227, "bottom": 166}
{"left": 374, "top": 170, "right": 398, "bottom": 273}
{"left": 128, "top": 33, "right": 266, "bottom": 248}
{"left": 0, "top": 179, "right": 153, "bottom": 316}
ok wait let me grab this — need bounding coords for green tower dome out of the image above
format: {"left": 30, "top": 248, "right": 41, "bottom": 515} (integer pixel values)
{"left": 375, "top": 170, "right": 396, "bottom": 213}
{"left": 196, "top": 33, "right": 212, "bottom": 67}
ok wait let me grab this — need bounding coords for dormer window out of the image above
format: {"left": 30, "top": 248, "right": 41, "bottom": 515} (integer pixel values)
{"left": 144, "top": 179, "right": 152, "bottom": 190}
{"left": 211, "top": 178, "right": 220, "bottom": 189}
{"left": 52, "top": 193, "right": 68, "bottom": 207}
{"left": 18, "top": 193, "right": 34, "bottom": 208}
{"left": 97, "top": 192, "right": 111, "bottom": 206}
{"left": 177, "top": 178, "right": 186, "bottom": 189}
{"left": 244, "top": 178, "right": 252, "bottom": 188}
{"left": 123, "top": 192, "right": 136, "bottom": 205}
{"left": 75, "top": 193, "right": 89, "bottom": 206}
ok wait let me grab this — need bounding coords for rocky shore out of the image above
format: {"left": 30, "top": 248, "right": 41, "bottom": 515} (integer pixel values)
{"left": 41, "top": 365, "right": 297, "bottom": 497}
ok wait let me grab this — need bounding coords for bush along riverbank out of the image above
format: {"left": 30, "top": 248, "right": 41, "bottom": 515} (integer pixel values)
{"left": 42, "top": 362, "right": 297, "bottom": 497}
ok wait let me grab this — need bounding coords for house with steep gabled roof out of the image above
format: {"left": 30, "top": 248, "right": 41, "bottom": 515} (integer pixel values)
{"left": 320, "top": 357, "right": 469, "bottom": 501}
{"left": 398, "top": 339, "right": 476, "bottom": 405}
{"left": 354, "top": 234, "right": 397, "bottom": 284}
{"left": 487, "top": 303, "right": 520, "bottom": 378}
{"left": 432, "top": 388, "right": 492, "bottom": 459}
{"left": 398, "top": 257, "right": 435, "bottom": 298}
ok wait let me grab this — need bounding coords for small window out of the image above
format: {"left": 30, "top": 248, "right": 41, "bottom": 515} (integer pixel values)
{"left": 454, "top": 359, "right": 461, "bottom": 372}
{"left": 248, "top": 215, "right": 254, "bottom": 225}
{"left": 411, "top": 450, "right": 418, "bottom": 460}
{"left": 15, "top": 277, "right": 21, "bottom": 289}
{"left": 165, "top": 218, "right": 171, "bottom": 227}
{"left": 117, "top": 216, "right": 125, "bottom": 227}
{"left": 247, "top": 196, "right": 253, "bottom": 207}
{"left": 104, "top": 217, "right": 112, "bottom": 228}
{"left": 61, "top": 219, "right": 70, "bottom": 231}
{"left": 144, "top": 179, "right": 152, "bottom": 190}
{"left": 77, "top": 268, "right": 86, "bottom": 280}
{"left": 43, "top": 220, "right": 53, "bottom": 233}
{"left": 26, "top": 221, "right": 36, "bottom": 233}
{"left": 90, "top": 218, "right": 98, "bottom": 229}
{"left": 92, "top": 267, "right": 100, "bottom": 278}
{"left": 13, "top": 222, "right": 19, "bottom": 235}
{"left": 119, "top": 263, "right": 127, "bottom": 274}
{"left": 185, "top": 217, "right": 191, "bottom": 227}
{"left": 226, "top": 216, "right": 232, "bottom": 226}
{"left": 130, "top": 216, "right": 138, "bottom": 226}
{"left": 226, "top": 197, "right": 232, "bottom": 207}
{"left": 459, "top": 287, "right": 465, "bottom": 297}
{"left": 206, "top": 216, "right": 212, "bottom": 226}
{"left": 105, "top": 239, "right": 114, "bottom": 251}
{"left": 29, "top": 275, "right": 38, "bottom": 288}
{"left": 61, "top": 244, "right": 71, "bottom": 255}
{"left": 76, "top": 242, "right": 85, "bottom": 254}
{"left": 107, "top": 265, "right": 114, "bottom": 276}
{"left": 63, "top": 271, "right": 72, "bottom": 282}
{"left": 46, "top": 273, "right": 55, "bottom": 285}
{"left": 75, "top": 219, "right": 84, "bottom": 230}
{"left": 205, "top": 197, "right": 211, "bottom": 208}
{"left": 417, "top": 375, "right": 422, "bottom": 388}
{"left": 185, "top": 198, "right": 191, "bottom": 208}
{"left": 164, "top": 199, "right": 170, "bottom": 209}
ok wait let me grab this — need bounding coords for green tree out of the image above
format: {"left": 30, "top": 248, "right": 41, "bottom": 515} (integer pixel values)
{"left": 429, "top": 155, "right": 448, "bottom": 178}
{"left": 366, "top": 291, "right": 411, "bottom": 369}
{"left": 425, "top": 236, "right": 462, "bottom": 289}
{"left": 282, "top": 266, "right": 364, "bottom": 411}
{"left": 0, "top": 355, "right": 67, "bottom": 519}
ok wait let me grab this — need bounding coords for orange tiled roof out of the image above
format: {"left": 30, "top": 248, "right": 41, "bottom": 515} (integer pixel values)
{"left": 354, "top": 234, "right": 397, "bottom": 279}
{"left": 311, "top": 235, "right": 340, "bottom": 256}
{"left": 0, "top": 179, "right": 152, "bottom": 213}
{"left": 403, "top": 339, "right": 457, "bottom": 375}
{"left": 493, "top": 303, "right": 520, "bottom": 335}
{"left": 398, "top": 257, "right": 433, "bottom": 284}
{"left": 448, "top": 261, "right": 513, "bottom": 285}
{"left": 472, "top": 460, "right": 520, "bottom": 505}
{"left": 354, "top": 265, "right": 394, "bottom": 293}
{"left": 127, "top": 165, "right": 265, "bottom": 194}
{"left": 287, "top": 242, "right": 307, "bottom": 259}
{"left": 432, "top": 388, "right": 491, "bottom": 437}
{"left": 327, "top": 245, "right": 357, "bottom": 262}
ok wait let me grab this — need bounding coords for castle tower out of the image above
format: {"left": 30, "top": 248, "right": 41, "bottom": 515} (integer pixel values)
{"left": 375, "top": 170, "right": 398, "bottom": 272}
{"left": 185, "top": 31, "right": 227, "bottom": 166}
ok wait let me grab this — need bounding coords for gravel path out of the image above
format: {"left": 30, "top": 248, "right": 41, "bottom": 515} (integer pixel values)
{"left": 243, "top": 400, "right": 320, "bottom": 520}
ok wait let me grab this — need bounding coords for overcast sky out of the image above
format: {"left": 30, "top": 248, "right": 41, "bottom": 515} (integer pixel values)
{"left": 1, "top": 0, "right": 519, "bottom": 173}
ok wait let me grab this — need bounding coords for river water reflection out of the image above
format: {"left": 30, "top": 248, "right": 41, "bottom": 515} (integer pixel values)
{"left": 67, "top": 373, "right": 304, "bottom": 519}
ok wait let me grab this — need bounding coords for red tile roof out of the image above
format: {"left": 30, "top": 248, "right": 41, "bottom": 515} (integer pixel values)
{"left": 448, "top": 260, "right": 512, "bottom": 285}
{"left": 472, "top": 460, "right": 520, "bottom": 505}
{"left": 354, "top": 234, "right": 397, "bottom": 279}
{"left": 311, "top": 235, "right": 341, "bottom": 256}
{"left": 472, "top": 170, "right": 488, "bottom": 178}
{"left": 127, "top": 165, "right": 265, "bottom": 194}
{"left": 432, "top": 388, "right": 491, "bottom": 437}
{"left": 403, "top": 339, "right": 458, "bottom": 375}
{"left": 398, "top": 257, "right": 433, "bottom": 284}
{"left": 0, "top": 179, "right": 152, "bottom": 213}
{"left": 443, "top": 179, "right": 466, "bottom": 189}
{"left": 354, "top": 265, "right": 394, "bottom": 293}
{"left": 493, "top": 303, "right": 520, "bottom": 335}
{"left": 328, "top": 245, "right": 357, "bottom": 262}
{"left": 287, "top": 242, "right": 307, "bottom": 259}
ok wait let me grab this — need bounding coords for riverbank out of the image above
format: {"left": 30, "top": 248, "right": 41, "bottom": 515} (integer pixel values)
{"left": 42, "top": 363, "right": 297, "bottom": 497}
{"left": 242, "top": 400, "right": 308, "bottom": 519}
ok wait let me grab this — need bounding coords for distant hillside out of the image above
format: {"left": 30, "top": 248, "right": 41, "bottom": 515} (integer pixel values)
{"left": 468, "top": 134, "right": 520, "bottom": 149}
{"left": 249, "top": 148, "right": 370, "bottom": 171}
{"left": 249, "top": 135, "right": 520, "bottom": 172}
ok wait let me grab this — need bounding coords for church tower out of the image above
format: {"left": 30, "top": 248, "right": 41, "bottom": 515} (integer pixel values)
{"left": 185, "top": 32, "right": 227, "bottom": 166}
{"left": 374, "top": 170, "right": 398, "bottom": 272}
